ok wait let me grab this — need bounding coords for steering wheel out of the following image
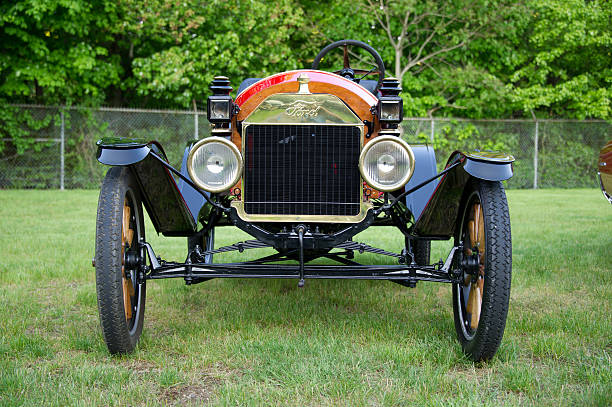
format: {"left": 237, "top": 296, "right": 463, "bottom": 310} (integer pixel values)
{"left": 311, "top": 39, "right": 386, "bottom": 92}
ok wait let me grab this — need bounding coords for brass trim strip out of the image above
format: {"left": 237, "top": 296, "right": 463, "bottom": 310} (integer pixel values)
{"left": 231, "top": 201, "right": 373, "bottom": 223}
{"left": 240, "top": 122, "right": 366, "bottom": 222}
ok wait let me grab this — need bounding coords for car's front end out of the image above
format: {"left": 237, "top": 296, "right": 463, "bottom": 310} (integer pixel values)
{"left": 94, "top": 39, "right": 515, "bottom": 361}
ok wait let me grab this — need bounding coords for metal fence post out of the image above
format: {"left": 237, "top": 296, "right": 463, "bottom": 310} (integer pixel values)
{"left": 533, "top": 120, "right": 539, "bottom": 189}
{"left": 60, "top": 110, "right": 65, "bottom": 190}
{"left": 430, "top": 119, "right": 435, "bottom": 143}
{"left": 193, "top": 100, "right": 199, "bottom": 141}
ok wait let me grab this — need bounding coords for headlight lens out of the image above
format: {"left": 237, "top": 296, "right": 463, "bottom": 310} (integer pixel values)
{"left": 187, "top": 137, "right": 243, "bottom": 192}
{"left": 359, "top": 136, "right": 415, "bottom": 192}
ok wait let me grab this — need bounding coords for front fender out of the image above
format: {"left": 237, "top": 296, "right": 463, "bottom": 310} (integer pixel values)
{"left": 96, "top": 137, "right": 169, "bottom": 165}
{"left": 96, "top": 137, "right": 197, "bottom": 236}
{"left": 412, "top": 150, "right": 513, "bottom": 238}
{"left": 463, "top": 151, "right": 514, "bottom": 181}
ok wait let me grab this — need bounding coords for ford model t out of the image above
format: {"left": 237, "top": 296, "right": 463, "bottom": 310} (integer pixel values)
{"left": 94, "top": 40, "right": 514, "bottom": 361}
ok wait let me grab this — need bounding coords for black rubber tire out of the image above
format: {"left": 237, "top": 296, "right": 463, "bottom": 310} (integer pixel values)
{"left": 311, "top": 39, "right": 386, "bottom": 91}
{"left": 452, "top": 179, "right": 512, "bottom": 362}
{"left": 95, "top": 167, "right": 146, "bottom": 354}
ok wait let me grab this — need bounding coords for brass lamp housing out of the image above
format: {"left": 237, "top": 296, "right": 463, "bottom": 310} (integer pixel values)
{"left": 187, "top": 137, "right": 243, "bottom": 193}
{"left": 359, "top": 135, "right": 415, "bottom": 192}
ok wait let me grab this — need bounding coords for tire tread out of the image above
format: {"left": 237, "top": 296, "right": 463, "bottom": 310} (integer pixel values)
{"left": 95, "top": 167, "right": 145, "bottom": 354}
{"left": 453, "top": 179, "right": 512, "bottom": 361}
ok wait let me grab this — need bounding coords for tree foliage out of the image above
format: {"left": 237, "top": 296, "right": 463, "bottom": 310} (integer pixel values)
{"left": 126, "top": 0, "right": 312, "bottom": 106}
{"left": 0, "top": 0, "right": 609, "bottom": 119}
{"left": 509, "top": 0, "right": 611, "bottom": 119}
{"left": 0, "top": 0, "right": 123, "bottom": 105}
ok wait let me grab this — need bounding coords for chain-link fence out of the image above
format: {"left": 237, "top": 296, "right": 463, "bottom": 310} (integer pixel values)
{"left": 0, "top": 105, "right": 609, "bottom": 189}
{"left": 401, "top": 118, "right": 610, "bottom": 189}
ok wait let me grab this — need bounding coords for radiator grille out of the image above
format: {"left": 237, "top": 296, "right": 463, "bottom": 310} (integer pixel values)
{"left": 243, "top": 124, "right": 362, "bottom": 216}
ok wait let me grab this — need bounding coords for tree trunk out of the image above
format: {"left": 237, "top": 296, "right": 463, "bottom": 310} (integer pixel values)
{"left": 395, "top": 47, "right": 402, "bottom": 80}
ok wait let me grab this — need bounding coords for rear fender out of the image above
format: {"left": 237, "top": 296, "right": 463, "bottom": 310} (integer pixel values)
{"left": 412, "top": 150, "right": 513, "bottom": 238}
{"left": 96, "top": 138, "right": 197, "bottom": 236}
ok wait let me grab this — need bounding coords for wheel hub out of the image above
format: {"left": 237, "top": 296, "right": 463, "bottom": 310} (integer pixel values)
{"left": 461, "top": 252, "right": 480, "bottom": 277}
{"left": 124, "top": 250, "right": 141, "bottom": 270}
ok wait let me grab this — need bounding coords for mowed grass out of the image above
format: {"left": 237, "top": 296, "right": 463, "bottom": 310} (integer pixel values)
{"left": 0, "top": 188, "right": 610, "bottom": 406}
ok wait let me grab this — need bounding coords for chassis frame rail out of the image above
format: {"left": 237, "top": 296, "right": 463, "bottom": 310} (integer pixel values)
{"left": 141, "top": 239, "right": 462, "bottom": 285}
{"left": 148, "top": 263, "right": 457, "bottom": 283}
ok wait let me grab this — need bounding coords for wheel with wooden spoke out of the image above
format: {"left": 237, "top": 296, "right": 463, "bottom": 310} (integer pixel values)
{"left": 95, "top": 166, "right": 146, "bottom": 354}
{"left": 452, "top": 179, "right": 511, "bottom": 361}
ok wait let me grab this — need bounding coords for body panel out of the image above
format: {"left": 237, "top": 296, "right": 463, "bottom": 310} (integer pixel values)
{"left": 235, "top": 70, "right": 378, "bottom": 108}
{"left": 131, "top": 154, "right": 197, "bottom": 236}
{"left": 96, "top": 138, "right": 150, "bottom": 166}
{"left": 463, "top": 158, "right": 514, "bottom": 181}
{"left": 413, "top": 154, "right": 470, "bottom": 238}
{"left": 404, "top": 144, "right": 439, "bottom": 222}
{"left": 178, "top": 146, "right": 209, "bottom": 223}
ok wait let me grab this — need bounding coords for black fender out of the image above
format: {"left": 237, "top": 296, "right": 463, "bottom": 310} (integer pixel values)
{"left": 462, "top": 151, "right": 514, "bottom": 181}
{"left": 413, "top": 150, "right": 514, "bottom": 238}
{"left": 96, "top": 138, "right": 197, "bottom": 236}
{"left": 96, "top": 138, "right": 153, "bottom": 165}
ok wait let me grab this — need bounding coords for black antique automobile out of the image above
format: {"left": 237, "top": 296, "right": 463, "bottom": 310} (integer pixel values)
{"left": 94, "top": 40, "right": 514, "bottom": 361}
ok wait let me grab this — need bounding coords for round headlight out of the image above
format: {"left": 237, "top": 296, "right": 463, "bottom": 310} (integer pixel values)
{"left": 187, "top": 137, "right": 243, "bottom": 193}
{"left": 359, "top": 136, "right": 415, "bottom": 192}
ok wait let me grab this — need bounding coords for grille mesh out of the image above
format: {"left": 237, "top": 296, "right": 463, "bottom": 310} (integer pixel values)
{"left": 244, "top": 124, "right": 361, "bottom": 216}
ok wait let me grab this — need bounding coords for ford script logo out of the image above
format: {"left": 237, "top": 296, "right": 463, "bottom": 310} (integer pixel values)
{"left": 284, "top": 100, "right": 322, "bottom": 118}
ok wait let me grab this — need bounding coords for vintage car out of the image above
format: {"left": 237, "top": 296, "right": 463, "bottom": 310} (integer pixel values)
{"left": 94, "top": 40, "right": 514, "bottom": 361}
{"left": 599, "top": 140, "right": 612, "bottom": 203}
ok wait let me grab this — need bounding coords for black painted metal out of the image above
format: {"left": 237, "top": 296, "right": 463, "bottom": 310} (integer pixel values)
{"left": 143, "top": 232, "right": 460, "bottom": 284}
{"left": 412, "top": 154, "right": 471, "bottom": 238}
{"left": 129, "top": 154, "right": 197, "bottom": 236}
{"left": 463, "top": 158, "right": 513, "bottom": 181}
{"left": 228, "top": 207, "right": 376, "bottom": 250}
{"left": 96, "top": 138, "right": 170, "bottom": 166}
{"left": 384, "top": 161, "right": 461, "bottom": 212}
{"left": 96, "top": 140, "right": 221, "bottom": 236}
{"left": 335, "top": 241, "right": 403, "bottom": 259}
{"left": 147, "top": 263, "right": 456, "bottom": 283}
{"left": 297, "top": 226, "right": 306, "bottom": 287}
{"left": 149, "top": 152, "right": 229, "bottom": 214}
{"left": 186, "top": 234, "right": 406, "bottom": 269}
{"left": 243, "top": 124, "right": 361, "bottom": 216}
{"left": 97, "top": 144, "right": 150, "bottom": 166}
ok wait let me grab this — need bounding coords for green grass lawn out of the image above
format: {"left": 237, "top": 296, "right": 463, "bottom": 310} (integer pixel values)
{"left": 0, "top": 188, "right": 610, "bottom": 406}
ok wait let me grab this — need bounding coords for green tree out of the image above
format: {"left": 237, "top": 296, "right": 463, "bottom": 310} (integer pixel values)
{"left": 304, "top": 0, "right": 523, "bottom": 118}
{"left": 509, "top": 0, "right": 611, "bottom": 119}
{"left": 0, "top": 0, "right": 124, "bottom": 105}
{"left": 125, "top": 0, "right": 313, "bottom": 107}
